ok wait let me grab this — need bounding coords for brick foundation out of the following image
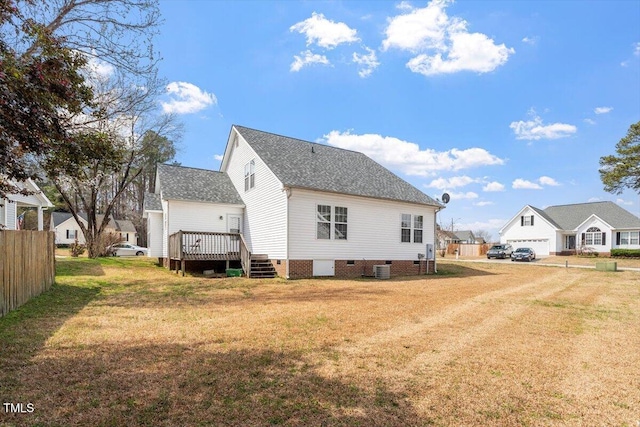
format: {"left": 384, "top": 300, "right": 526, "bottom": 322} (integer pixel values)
{"left": 271, "top": 259, "right": 287, "bottom": 278}
{"left": 288, "top": 259, "right": 435, "bottom": 279}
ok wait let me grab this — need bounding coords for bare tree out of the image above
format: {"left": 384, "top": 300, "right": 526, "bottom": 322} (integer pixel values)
{"left": 7, "top": 0, "right": 178, "bottom": 257}
{"left": 473, "top": 229, "right": 493, "bottom": 243}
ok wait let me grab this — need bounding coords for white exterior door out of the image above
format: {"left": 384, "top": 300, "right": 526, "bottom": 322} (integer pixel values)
{"left": 313, "top": 259, "right": 335, "bottom": 276}
{"left": 227, "top": 215, "right": 241, "bottom": 234}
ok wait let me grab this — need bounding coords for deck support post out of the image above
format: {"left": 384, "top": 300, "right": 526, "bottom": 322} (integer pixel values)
{"left": 181, "top": 260, "right": 185, "bottom": 277}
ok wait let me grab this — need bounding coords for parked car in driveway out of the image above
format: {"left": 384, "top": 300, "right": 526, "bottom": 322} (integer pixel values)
{"left": 511, "top": 247, "right": 536, "bottom": 262}
{"left": 110, "top": 243, "right": 148, "bottom": 256}
{"left": 487, "top": 244, "right": 513, "bottom": 259}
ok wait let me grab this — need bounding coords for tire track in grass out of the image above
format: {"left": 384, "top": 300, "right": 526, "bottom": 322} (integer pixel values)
{"left": 333, "top": 269, "right": 576, "bottom": 360}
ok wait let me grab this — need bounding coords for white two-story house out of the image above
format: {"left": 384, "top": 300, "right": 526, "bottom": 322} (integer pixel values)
{"left": 145, "top": 125, "right": 443, "bottom": 278}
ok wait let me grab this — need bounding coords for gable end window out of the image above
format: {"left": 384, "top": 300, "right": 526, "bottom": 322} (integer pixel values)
{"left": 66, "top": 229, "right": 77, "bottom": 239}
{"left": 316, "top": 205, "right": 347, "bottom": 240}
{"left": 583, "top": 227, "right": 604, "bottom": 246}
{"left": 244, "top": 159, "right": 255, "bottom": 192}
{"left": 401, "top": 214, "right": 424, "bottom": 243}
{"left": 521, "top": 215, "right": 534, "bottom": 226}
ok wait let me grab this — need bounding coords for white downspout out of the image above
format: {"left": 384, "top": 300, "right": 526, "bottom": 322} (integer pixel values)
{"left": 434, "top": 205, "right": 442, "bottom": 273}
{"left": 283, "top": 186, "right": 292, "bottom": 278}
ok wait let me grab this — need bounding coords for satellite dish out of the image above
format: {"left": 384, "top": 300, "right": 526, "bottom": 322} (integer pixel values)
{"left": 441, "top": 193, "right": 450, "bottom": 204}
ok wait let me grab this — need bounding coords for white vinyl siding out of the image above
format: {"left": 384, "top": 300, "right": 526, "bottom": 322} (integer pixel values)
{"left": 288, "top": 188, "right": 436, "bottom": 260}
{"left": 147, "top": 211, "right": 163, "bottom": 257}
{"left": 167, "top": 200, "right": 243, "bottom": 236}
{"left": 501, "top": 207, "right": 557, "bottom": 253}
{"left": 222, "top": 129, "right": 287, "bottom": 258}
{"left": 5, "top": 202, "right": 16, "bottom": 230}
{"left": 54, "top": 217, "right": 86, "bottom": 245}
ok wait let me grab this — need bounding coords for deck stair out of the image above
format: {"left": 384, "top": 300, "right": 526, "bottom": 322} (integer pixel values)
{"left": 250, "top": 254, "right": 277, "bottom": 278}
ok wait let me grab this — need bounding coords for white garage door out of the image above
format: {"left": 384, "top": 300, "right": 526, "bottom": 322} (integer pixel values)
{"left": 313, "top": 260, "right": 335, "bottom": 276}
{"left": 507, "top": 239, "right": 549, "bottom": 256}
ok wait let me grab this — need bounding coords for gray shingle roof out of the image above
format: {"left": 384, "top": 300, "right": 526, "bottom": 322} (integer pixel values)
{"left": 143, "top": 193, "right": 162, "bottom": 211}
{"left": 234, "top": 126, "right": 441, "bottom": 207}
{"left": 51, "top": 212, "right": 137, "bottom": 233}
{"left": 542, "top": 201, "right": 640, "bottom": 230}
{"left": 157, "top": 163, "right": 243, "bottom": 205}
{"left": 114, "top": 219, "right": 137, "bottom": 233}
{"left": 530, "top": 206, "right": 561, "bottom": 229}
{"left": 51, "top": 212, "right": 74, "bottom": 227}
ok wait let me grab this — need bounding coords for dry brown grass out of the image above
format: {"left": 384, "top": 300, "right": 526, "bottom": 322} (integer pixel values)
{"left": 1, "top": 258, "right": 639, "bottom": 426}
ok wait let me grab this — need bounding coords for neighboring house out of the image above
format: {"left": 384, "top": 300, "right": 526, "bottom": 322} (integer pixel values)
{"left": 436, "top": 229, "right": 479, "bottom": 247}
{"left": 436, "top": 229, "right": 460, "bottom": 248}
{"left": 0, "top": 179, "right": 53, "bottom": 230}
{"left": 454, "top": 230, "right": 476, "bottom": 244}
{"left": 51, "top": 212, "right": 138, "bottom": 245}
{"left": 145, "top": 125, "right": 444, "bottom": 278}
{"left": 500, "top": 201, "right": 640, "bottom": 256}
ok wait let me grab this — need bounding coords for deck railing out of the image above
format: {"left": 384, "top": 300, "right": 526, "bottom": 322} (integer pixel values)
{"left": 239, "top": 233, "right": 251, "bottom": 278}
{"left": 169, "top": 230, "right": 250, "bottom": 276}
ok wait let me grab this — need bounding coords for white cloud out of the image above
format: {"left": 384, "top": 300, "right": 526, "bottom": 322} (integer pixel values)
{"left": 449, "top": 191, "right": 479, "bottom": 200}
{"left": 323, "top": 130, "right": 505, "bottom": 176}
{"left": 161, "top": 82, "right": 217, "bottom": 114}
{"left": 474, "top": 201, "right": 494, "bottom": 207}
{"left": 213, "top": 154, "right": 224, "bottom": 161}
{"left": 594, "top": 106, "right": 613, "bottom": 114}
{"left": 539, "top": 176, "right": 560, "bottom": 186}
{"left": 290, "top": 12, "right": 359, "bottom": 49}
{"left": 482, "top": 181, "right": 505, "bottom": 192}
{"left": 617, "top": 198, "right": 633, "bottom": 206}
{"left": 584, "top": 118, "right": 596, "bottom": 125}
{"left": 290, "top": 50, "right": 330, "bottom": 72}
{"left": 522, "top": 36, "right": 538, "bottom": 45}
{"left": 382, "top": 0, "right": 514, "bottom": 76}
{"left": 510, "top": 110, "right": 577, "bottom": 140}
{"left": 457, "top": 218, "right": 507, "bottom": 234}
{"left": 635, "top": 42, "right": 640, "bottom": 56}
{"left": 352, "top": 47, "right": 380, "bottom": 78}
{"left": 587, "top": 197, "right": 601, "bottom": 202}
{"left": 85, "top": 56, "right": 115, "bottom": 79}
{"left": 426, "top": 175, "right": 477, "bottom": 189}
{"left": 512, "top": 178, "right": 542, "bottom": 190}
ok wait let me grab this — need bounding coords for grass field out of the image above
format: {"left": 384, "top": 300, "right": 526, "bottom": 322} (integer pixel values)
{"left": 1, "top": 258, "right": 639, "bottom": 426}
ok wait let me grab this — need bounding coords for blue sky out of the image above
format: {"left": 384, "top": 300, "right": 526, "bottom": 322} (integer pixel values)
{"left": 155, "top": 0, "right": 640, "bottom": 239}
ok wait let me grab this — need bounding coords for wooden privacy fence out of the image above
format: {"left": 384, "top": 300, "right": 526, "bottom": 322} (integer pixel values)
{"left": 446, "top": 243, "right": 490, "bottom": 256}
{"left": 0, "top": 230, "right": 55, "bottom": 317}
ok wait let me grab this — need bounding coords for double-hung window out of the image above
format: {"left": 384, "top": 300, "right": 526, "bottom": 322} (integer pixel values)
{"left": 401, "top": 214, "right": 423, "bottom": 243}
{"left": 521, "top": 215, "right": 534, "bottom": 226}
{"left": 244, "top": 159, "right": 255, "bottom": 192}
{"left": 316, "top": 205, "right": 348, "bottom": 240}
{"left": 584, "top": 227, "right": 603, "bottom": 246}
{"left": 414, "top": 215, "right": 423, "bottom": 243}
{"left": 317, "top": 205, "right": 331, "bottom": 239}
{"left": 334, "top": 207, "right": 348, "bottom": 240}
{"left": 401, "top": 214, "right": 412, "bottom": 243}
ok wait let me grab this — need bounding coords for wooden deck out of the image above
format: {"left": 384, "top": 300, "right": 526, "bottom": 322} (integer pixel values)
{"left": 169, "top": 231, "right": 251, "bottom": 277}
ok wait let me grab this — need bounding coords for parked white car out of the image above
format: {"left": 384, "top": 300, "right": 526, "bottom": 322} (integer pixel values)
{"left": 111, "top": 243, "right": 148, "bottom": 257}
